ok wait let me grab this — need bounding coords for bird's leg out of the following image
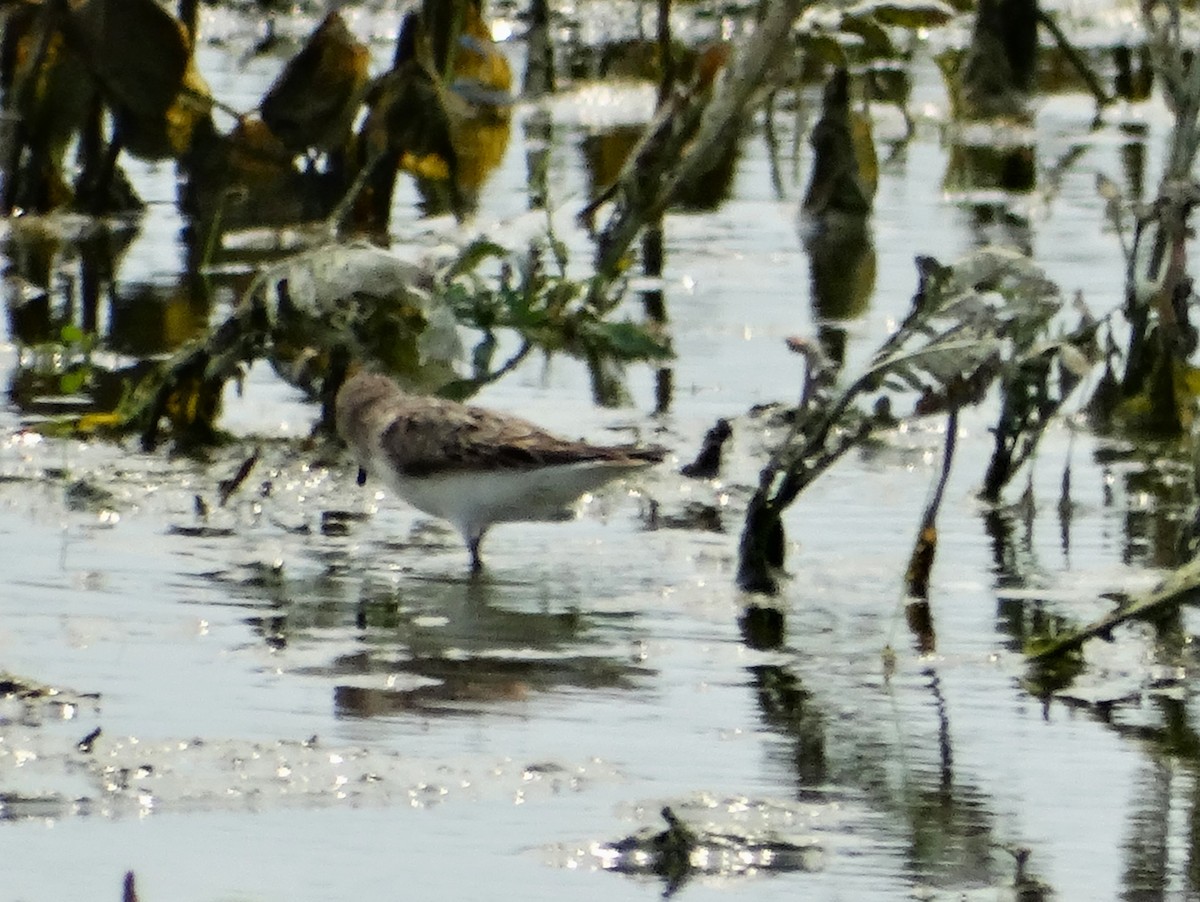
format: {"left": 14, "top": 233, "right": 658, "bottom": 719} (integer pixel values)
{"left": 467, "top": 529, "right": 486, "bottom": 574}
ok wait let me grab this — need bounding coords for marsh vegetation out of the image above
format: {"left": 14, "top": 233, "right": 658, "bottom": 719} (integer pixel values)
{"left": 5, "top": 1, "right": 1200, "bottom": 899}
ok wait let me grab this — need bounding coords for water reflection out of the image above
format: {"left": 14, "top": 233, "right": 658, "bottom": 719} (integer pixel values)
{"left": 981, "top": 435, "right": 1200, "bottom": 898}
{"left": 964, "top": 201, "right": 1034, "bottom": 256}
{"left": 3, "top": 4, "right": 1198, "bottom": 900}
{"left": 797, "top": 67, "right": 878, "bottom": 371}
{"left": 523, "top": 108, "right": 552, "bottom": 211}
{"left": 801, "top": 217, "right": 876, "bottom": 370}
{"left": 228, "top": 566, "right": 654, "bottom": 718}
{"left": 2, "top": 216, "right": 210, "bottom": 417}
{"left": 749, "top": 664, "right": 827, "bottom": 787}
{"left": 1091, "top": 443, "right": 1194, "bottom": 570}
{"left": 1079, "top": 696, "right": 1200, "bottom": 899}
{"left": 1120, "top": 124, "right": 1149, "bottom": 205}
{"left": 1122, "top": 758, "right": 1176, "bottom": 901}
{"left": 985, "top": 499, "right": 1095, "bottom": 699}
{"left": 746, "top": 654, "right": 1048, "bottom": 896}
{"left": 3, "top": 217, "right": 136, "bottom": 341}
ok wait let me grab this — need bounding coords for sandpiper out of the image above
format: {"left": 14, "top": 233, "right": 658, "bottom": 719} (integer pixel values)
{"left": 335, "top": 371, "right": 666, "bottom": 572}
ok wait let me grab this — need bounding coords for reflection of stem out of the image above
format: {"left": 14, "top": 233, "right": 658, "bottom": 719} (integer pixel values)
{"left": 641, "top": 227, "right": 667, "bottom": 321}
{"left": 641, "top": 226, "right": 673, "bottom": 414}
{"left": 654, "top": 368, "right": 672, "bottom": 416}
{"left": 924, "top": 668, "right": 953, "bottom": 793}
{"left": 0, "top": 0, "right": 63, "bottom": 214}
{"left": 586, "top": 350, "right": 628, "bottom": 408}
{"left": 1121, "top": 757, "right": 1174, "bottom": 896}
{"left": 763, "top": 90, "right": 785, "bottom": 201}
{"left": 1037, "top": 11, "right": 1112, "bottom": 109}
{"left": 644, "top": 0, "right": 675, "bottom": 419}
{"left": 523, "top": 112, "right": 552, "bottom": 210}
{"left": 77, "top": 227, "right": 110, "bottom": 335}
{"left": 217, "top": 447, "right": 260, "bottom": 507}
{"left": 1058, "top": 428, "right": 1075, "bottom": 560}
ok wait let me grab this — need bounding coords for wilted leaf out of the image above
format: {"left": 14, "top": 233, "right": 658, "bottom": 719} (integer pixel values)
{"left": 69, "top": 0, "right": 189, "bottom": 121}
{"left": 260, "top": 11, "right": 370, "bottom": 155}
{"left": 360, "top": 46, "right": 457, "bottom": 182}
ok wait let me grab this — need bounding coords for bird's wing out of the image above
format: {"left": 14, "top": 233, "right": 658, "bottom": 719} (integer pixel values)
{"left": 381, "top": 397, "right": 634, "bottom": 476}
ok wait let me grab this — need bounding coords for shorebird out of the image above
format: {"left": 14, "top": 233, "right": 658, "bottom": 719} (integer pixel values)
{"left": 335, "top": 371, "right": 666, "bottom": 572}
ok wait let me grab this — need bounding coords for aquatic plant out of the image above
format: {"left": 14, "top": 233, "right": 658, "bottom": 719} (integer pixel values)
{"left": 124, "top": 234, "right": 670, "bottom": 449}
{"left": 737, "top": 247, "right": 1098, "bottom": 595}
{"left": 579, "top": 0, "right": 952, "bottom": 306}
{"left": 0, "top": 0, "right": 511, "bottom": 234}
{"left": 1089, "top": 0, "right": 1200, "bottom": 435}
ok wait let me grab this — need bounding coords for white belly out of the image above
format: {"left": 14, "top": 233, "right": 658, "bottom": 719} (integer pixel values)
{"left": 377, "top": 460, "right": 650, "bottom": 536}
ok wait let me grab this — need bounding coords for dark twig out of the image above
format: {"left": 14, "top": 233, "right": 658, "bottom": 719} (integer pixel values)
{"left": 1026, "top": 555, "right": 1200, "bottom": 662}
{"left": 123, "top": 871, "right": 139, "bottom": 902}
{"left": 905, "top": 407, "right": 958, "bottom": 600}
{"left": 218, "top": 447, "right": 261, "bottom": 506}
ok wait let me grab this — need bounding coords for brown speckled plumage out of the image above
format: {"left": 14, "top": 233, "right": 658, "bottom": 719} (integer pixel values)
{"left": 335, "top": 371, "right": 666, "bottom": 570}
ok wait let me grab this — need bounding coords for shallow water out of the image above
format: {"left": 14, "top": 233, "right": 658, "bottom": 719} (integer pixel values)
{"left": 3, "top": 2, "right": 1198, "bottom": 900}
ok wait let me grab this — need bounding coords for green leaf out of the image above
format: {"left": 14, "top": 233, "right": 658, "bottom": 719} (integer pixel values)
{"left": 60, "top": 323, "right": 85, "bottom": 345}
{"left": 583, "top": 320, "right": 672, "bottom": 361}
{"left": 500, "top": 286, "right": 544, "bottom": 328}
{"left": 60, "top": 369, "right": 88, "bottom": 394}
{"left": 443, "top": 239, "right": 509, "bottom": 280}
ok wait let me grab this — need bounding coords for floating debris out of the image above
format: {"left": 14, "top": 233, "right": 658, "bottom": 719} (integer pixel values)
{"left": 0, "top": 673, "right": 100, "bottom": 727}
{"left": 0, "top": 720, "right": 625, "bottom": 822}
{"left": 588, "top": 801, "right": 825, "bottom": 897}
{"left": 679, "top": 418, "right": 732, "bottom": 479}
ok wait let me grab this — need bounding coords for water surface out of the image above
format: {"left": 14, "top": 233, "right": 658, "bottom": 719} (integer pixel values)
{"left": 2, "top": 3, "right": 1194, "bottom": 900}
